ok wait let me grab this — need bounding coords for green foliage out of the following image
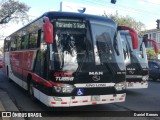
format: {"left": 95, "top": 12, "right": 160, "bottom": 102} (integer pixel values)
{"left": 146, "top": 48, "right": 157, "bottom": 59}
{"left": 106, "top": 12, "right": 145, "bottom": 34}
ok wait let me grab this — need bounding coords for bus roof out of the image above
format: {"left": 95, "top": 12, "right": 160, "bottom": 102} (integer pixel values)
{"left": 6, "top": 11, "right": 116, "bottom": 38}
{"left": 44, "top": 11, "right": 115, "bottom": 24}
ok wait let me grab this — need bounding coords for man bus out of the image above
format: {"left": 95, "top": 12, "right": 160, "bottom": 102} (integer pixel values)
{"left": 118, "top": 26, "right": 158, "bottom": 89}
{"left": 3, "top": 12, "right": 126, "bottom": 107}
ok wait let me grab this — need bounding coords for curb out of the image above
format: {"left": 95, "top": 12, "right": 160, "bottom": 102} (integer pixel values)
{"left": 0, "top": 100, "right": 10, "bottom": 120}
{"left": 0, "top": 91, "right": 25, "bottom": 120}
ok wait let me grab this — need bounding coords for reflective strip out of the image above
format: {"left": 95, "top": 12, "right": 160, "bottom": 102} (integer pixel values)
{"left": 92, "top": 102, "right": 97, "bottom": 104}
{"left": 119, "top": 98, "right": 123, "bottom": 101}
{"left": 72, "top": 101, "right": 78, "bottom": 103}
{"left": 102, "top": 99, "right": 107, "bottom": 101}
{"left": 83, "top": 100, "right": 88, "bottom": 102}
{"left": 110, "top": 99, "right": 114, "bottom": 101}
{"left": 51, "top": 102, "right": 56, "bottom": 104}
{"left": 61, "top": 102, "right": 67, "bottom": 104}
{"left": 74, "top": 83, "right": 115, "bottom": 88}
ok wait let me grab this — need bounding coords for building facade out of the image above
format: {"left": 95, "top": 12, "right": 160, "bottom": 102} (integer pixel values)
{"left": 144, "top": 29, "right": 160, "bottom": 48}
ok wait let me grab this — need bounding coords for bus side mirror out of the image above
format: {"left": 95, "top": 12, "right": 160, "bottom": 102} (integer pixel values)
{"left": 43, "top": 17, "right": 54, "bottom": 44}
{"left": 117, "top": 26, "right": 138, "bottom": 49}
{"left": 129, "top": 31, "right": 138, "bottom": 49}
{"left": 144, "top": 38, "right": 159, "bottom": 54}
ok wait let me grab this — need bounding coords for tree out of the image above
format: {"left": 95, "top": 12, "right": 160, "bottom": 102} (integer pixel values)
{"left": 0, "top": 0, "right": 30, "bottom": 24}
{"left": 146, "top": 48, "right": 157, "bottom": 60}
{"left": 106, "top": 12, "right": 145, "bottom": 34}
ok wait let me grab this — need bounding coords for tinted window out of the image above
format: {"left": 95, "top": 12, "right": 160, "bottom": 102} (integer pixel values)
{"left": 148, "top": 62, "right": 152, "bottom": 67}
{"left": 4, "top": 40, "right": 10, "bottom": 52}
{"left": 91, "top": 21, "right": 115, "bottom": 64}
{"left": 29, "top": 32, "right": 38, "bottom": 49}
{"left": 17, "top": 37, "right": 21, "bottom": 50}
{"left": 10, "top": 38, "right": 16, "bottom": 51}
{"left": 21, "top": 35, "right": 29, "bottom": 49}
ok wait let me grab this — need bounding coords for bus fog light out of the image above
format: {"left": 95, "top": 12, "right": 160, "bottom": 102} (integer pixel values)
{"left": 142, "top": 75, "right": 149, "bottom": 81}
{"left": 115, "top": 82, "right": 126, "bottom": 91}
{"left": 54, "top": 86, "right": 62, "bottom": 93}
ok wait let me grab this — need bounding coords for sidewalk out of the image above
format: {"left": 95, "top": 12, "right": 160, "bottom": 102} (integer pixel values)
{"left": 0, "top": 90, "right": 25, "bottom": 120}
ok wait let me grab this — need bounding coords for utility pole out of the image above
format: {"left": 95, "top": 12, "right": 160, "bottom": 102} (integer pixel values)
{"left": 156, "top": 19, "right": 160, "bottom": 29}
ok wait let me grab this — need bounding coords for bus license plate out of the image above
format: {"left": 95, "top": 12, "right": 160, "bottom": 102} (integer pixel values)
{"left": 91, "top": 96, "right": 100, "bottom": 101}
{"left": 128, "top": 83, "right": 133, "bottom": 87}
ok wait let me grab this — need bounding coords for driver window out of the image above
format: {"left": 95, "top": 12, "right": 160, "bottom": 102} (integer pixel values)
{"left": 34, "top": 30, "right": 47, "bottom": 79}
{"left": 121, "top": 35, "right": 130, "bottom": 60}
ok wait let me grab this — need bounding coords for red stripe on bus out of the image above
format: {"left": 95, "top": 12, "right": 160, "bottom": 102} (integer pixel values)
{"left": 110, "top": 99, "right": 114, "bottom": 101}
{"left": 102, "top": 99, "right": 106, "bottom": 101}
{"left": 31, "top": 73, "right": 52, "bottom": 88}
{"left": 119, "top": 98, "right": 123, "bottom": 101}
{"left": 92, "top": 102, "right": 97, "bottom": 104}
{"left": 51, "top": 102, "right": 56, "bottom": 104}
{"left": 83, "top": 100, "right": 88, "bottom": 102}
{"left": 72, "top": 101, "right": 78, "bottom": 103}
{"left": 61, "top": 102, "right": 67, "bottom": 104}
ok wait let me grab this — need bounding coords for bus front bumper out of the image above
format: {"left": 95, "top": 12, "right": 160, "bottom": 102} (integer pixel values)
{"left": 34, "top": 88, "right": 126, "bottom": 107}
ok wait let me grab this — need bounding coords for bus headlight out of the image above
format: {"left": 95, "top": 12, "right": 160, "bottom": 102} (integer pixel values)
{"left": 114, "top": 82, "right": 126, "bottom": 91}
{"left": 142, "top": 75, "right": 149, "bottom": 81}
{"left": 53, "top": 84, "right": 75, "bottom": 93}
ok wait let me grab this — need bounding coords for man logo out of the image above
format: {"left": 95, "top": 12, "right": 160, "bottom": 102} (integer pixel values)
{"left": 129, "top": 70, "right": 134, "bottom": 74}
{"left": 89, "top": 72, "right": 103, "bottom": 75}
{"left": 92, "top": 75, "right": 100, "bottom": 81}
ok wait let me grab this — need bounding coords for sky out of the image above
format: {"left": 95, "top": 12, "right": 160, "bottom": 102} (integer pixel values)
{"left": 1, "top": 0, "right": 160, "bottom": 46}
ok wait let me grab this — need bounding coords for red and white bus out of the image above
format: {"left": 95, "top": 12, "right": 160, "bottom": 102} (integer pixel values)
{"left": 3, "top": 12, "right": 126, "bottom": 107}
{"left": 118, "top": 26, "right": 158, "bottom": 89}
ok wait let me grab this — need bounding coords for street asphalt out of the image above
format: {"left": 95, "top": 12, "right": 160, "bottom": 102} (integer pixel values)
{"left": 0, "top": 89, "right": 25, "bottom": 120}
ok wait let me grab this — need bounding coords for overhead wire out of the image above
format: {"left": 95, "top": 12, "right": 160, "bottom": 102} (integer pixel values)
{"left": 139, "top": 0, "right": 160, "bottom": 6}
{"left": 74, "top": 0, "right": 160, "bottom": 16}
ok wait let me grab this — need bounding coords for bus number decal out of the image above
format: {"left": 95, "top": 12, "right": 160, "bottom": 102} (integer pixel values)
{"left": 55, "top": 77, "right": 74, "bottom": 81}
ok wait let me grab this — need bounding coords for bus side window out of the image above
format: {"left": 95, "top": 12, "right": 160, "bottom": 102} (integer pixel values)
{"left": 17, "top": 37, "right": 21, "bottom": 50}
{"left": 34, "top": 44, "right": 47, "bottom": 78}
{"left": 29, "top": 31, "right": 38, "bottom": 49}
{"left": 11, "top": 38, "right": 16, "bottom": 51}
{"left": 4, "top": 40, "right": 9, "bottom": 52}
{"left": 34, "top": 31, "right": 47, "bottom": 79}
{"left": 21, "top": 35, "right": 29, "bottom": 49}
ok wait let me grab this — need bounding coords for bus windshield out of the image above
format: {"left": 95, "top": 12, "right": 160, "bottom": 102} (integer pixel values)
{"left": 52, "top": 19, "right": 88, "bottom": 72}
{"left": 90, "top": 21, "right": 116, "bottom": 65}
{"left": 51, "top": 19, "right": 120, "bottom": 73}
{"left": 121, "top": 32, "right": 148, "bottom": 68}
{"left": 136, "top": 36, "right": 148, "bottom": 68}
